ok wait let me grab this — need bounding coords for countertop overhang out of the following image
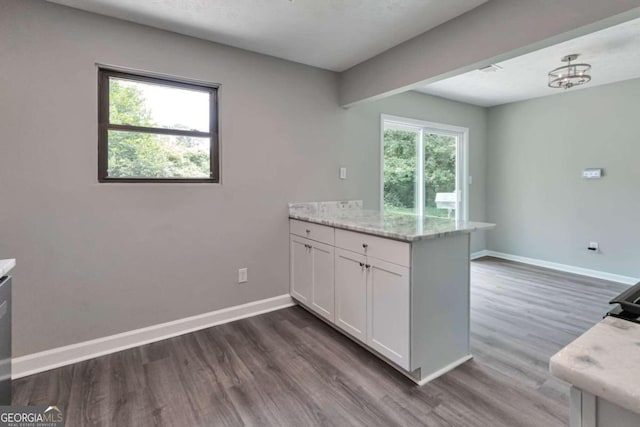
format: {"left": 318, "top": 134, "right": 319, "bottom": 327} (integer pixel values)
{"left": 289, "top": 210, "right": 495, "bottom": 242}
{"left": 0, "top": 259, "right": 16, "bottom": 276}
{"left": 550, "top": 316, "right": 640, "bottom": 415}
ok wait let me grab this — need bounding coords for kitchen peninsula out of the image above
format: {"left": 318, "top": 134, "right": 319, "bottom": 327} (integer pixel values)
{"left": 288, "top": 201, "right": 495, "bottom": 384}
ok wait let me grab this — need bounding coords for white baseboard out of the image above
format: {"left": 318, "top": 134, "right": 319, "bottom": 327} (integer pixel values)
{"left": 472, "top": 250, "right": 638, "bottom": 286}
{"left": 12, "top": 294, "right": 295, "bottom": 379}
{"left": 470, "top": 250, "right": 489, "bottom": 260}
{"left": 416, "top": 355, "right": 473, "bottom": 386}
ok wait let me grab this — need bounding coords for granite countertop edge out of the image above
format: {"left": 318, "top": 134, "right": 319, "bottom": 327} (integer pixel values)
{"left": 289, "top": 213, "right": 496, "bottom": 242}
{"left": 549, "top": 317, "right": 640, "bottom": 416}
{"left": 0, "top": 259, "right": 16, "bottom": 276}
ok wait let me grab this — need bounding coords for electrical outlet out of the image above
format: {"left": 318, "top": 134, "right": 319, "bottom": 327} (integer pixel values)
{"left": 238, "top": 268, "right": 248, "bottom": 283}
{"left": 587, "top": 242, "right": 599, "bottom": 253}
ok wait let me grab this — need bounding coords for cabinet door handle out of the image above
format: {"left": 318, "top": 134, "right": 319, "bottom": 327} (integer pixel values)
{"left": 362, "top": 243, "right": 368, "bottom": 249}
{"left": 359, "top": 262, "right": 364, "bottom": 267}
{"left": 306, "top": 229, "right": 311, "bottom": 234}
{"left": 365, "top": 264, "right": 371, "bottom": 269}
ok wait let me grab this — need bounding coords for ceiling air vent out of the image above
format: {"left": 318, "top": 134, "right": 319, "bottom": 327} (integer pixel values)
{"left": 478, "top": 64, "right": 503, "bottom": 73}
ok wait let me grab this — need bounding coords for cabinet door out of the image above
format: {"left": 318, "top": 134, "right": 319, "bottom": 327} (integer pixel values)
{"left": 334, "top": 248, "right": 367, "bottom": 343}
{"left": 290, "top": 235, "right": 312, "bottom": 304}
{"left": 310, "top": 241, "right": 335, "bottom": 322}
{"left": 367, "top": 257, "right": 410, "bottom": 369}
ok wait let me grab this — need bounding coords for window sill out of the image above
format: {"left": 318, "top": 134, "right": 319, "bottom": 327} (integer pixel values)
{"left": 98, "top": 178, "right": 219, "bottom": 184}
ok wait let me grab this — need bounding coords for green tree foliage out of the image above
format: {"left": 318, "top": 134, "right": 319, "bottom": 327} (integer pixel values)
{"left": 383, "top": 129, "right": 456, "bottom": 216}
{"left": 383, "top": 130, "right": 417, "bottom": 211}
{"left": 424, "top": 133, "right": 456, "bottom": 209}
{"left": 107, "top": 81, "right": 210, "bottom": 178}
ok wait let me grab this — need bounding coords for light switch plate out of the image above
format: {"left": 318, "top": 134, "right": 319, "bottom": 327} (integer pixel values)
{"left": 339, "top": 167, "right": 347, "bottom": 180}
{"left": 238, "top": 268, "right": 248, "bottom": 283}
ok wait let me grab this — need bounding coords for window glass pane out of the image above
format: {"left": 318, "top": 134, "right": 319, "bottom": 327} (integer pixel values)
{"left": 109, "top": 78, "right": 210, "bottom": 132}
{"left": 424, "top": 133, "right": 457, "bottom": 218}
{"left": 383, "top": 128, "right": 418, "bottom": 215}
{"left": 107, "top": 130, "right": 210, "bottom": 178}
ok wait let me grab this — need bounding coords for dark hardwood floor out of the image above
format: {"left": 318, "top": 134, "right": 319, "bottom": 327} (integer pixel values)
{"left": 13, "top": 257, "right": 627, "bottom": 426}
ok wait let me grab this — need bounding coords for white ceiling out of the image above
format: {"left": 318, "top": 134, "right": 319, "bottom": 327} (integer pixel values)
{"left": 46, "top": 0, "right": 488, "bottom": 72}
{"left": 415, "top": 17, "right": 640, "bottom": 107}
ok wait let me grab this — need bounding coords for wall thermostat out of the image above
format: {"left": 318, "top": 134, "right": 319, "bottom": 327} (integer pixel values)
{"left": 582, "top": 168, "right": 603, "bottom": 179}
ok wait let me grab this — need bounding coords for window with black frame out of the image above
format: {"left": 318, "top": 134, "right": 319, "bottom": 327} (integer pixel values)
{"left": 98, "top": 68, "right": 219, "bottom": 182}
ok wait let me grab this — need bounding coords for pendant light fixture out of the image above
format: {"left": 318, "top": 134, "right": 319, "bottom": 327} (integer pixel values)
{"left": 548, "top": 54, "right": 591, "bottom": 90}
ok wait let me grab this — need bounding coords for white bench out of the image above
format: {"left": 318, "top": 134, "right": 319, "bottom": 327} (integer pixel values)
{"left": 435, "top": 192, "right": 457, "bottom": 218}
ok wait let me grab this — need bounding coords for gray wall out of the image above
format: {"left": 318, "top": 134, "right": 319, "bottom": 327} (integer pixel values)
{"left": 487, "top": 78, "right": 640, "bottom": 278}
{"left": 340, "top": 0, "right": 640, "bottom": 106}
{"left": 0, "top": 1, "right": 489, "bottom": 356}
{"left": 343, "top": 91, "right": 488, "bottom": 252}
{"left": 0, "top": 0, "right": 357, "bottom": 356}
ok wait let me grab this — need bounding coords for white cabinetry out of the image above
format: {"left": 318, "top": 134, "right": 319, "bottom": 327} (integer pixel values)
{"left": 291, "top": 222, "right": 411, "bottom": 369}
{"left": 309, "top": 240, "right": 334, "bottom": 322}
{"left": 366, "top": 257, "right": 410, "bottom": 369}
{"left": 290, "top": 235, "right": 312, "bottom": 304}
{"left": 334, "top": 248, "right": 367, "bottom": 343}
{"left": 289, "top": 234, "right": 335, "bottom": 322}
{"left": 290, "top": 218, "right": 471, "bottom": 384}
{"left": 570, "top": 387, "right": 640, "bottom": 427}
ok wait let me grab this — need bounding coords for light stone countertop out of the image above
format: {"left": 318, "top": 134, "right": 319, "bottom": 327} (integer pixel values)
{"left": 550, "top": 316, "right": 640, "bottom": 415}
{"left": 289, "top": 209, "right": 495, "bottom": 242}
{"left": 0, "top": 259, "right": 16, "bottom": 276}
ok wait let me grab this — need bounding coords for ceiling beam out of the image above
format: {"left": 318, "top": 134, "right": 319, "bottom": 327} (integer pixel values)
{"left": 338, "top": 0, "right": 640, "bottom": 107}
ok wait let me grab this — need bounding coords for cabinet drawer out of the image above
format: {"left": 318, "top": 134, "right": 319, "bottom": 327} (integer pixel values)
{"left": 290, "top": 219, "right": 334, "bottom": 245}
{"left": 335, "top": 229, "right": 410, "bottom": 267}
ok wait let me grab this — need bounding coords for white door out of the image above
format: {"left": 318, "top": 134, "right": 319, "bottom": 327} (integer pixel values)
{"left": 290, "top": 235, "right": 312, "bottom": 304}
{"left": 334, "top": 248, "right": 367, "bottom": 343}
{"left": 310, "top": 241, "right": 335, "bottom": 322}
{"left": 381, "top": 115, "right": 469, "bottom": 221}
{"left": 366, "top": 256, "right": 410, "bottom": 369}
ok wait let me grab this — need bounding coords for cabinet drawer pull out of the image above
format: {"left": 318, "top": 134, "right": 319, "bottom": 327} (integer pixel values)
{"left": 306, "top": 229, "right": 311, "bottom": 234}
{"left": 362, "top": 243, "right": 368, "bottom": 249}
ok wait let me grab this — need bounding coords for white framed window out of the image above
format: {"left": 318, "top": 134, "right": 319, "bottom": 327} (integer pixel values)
{"left": 380, "top": 114, "right": 469, "bottom": 221}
